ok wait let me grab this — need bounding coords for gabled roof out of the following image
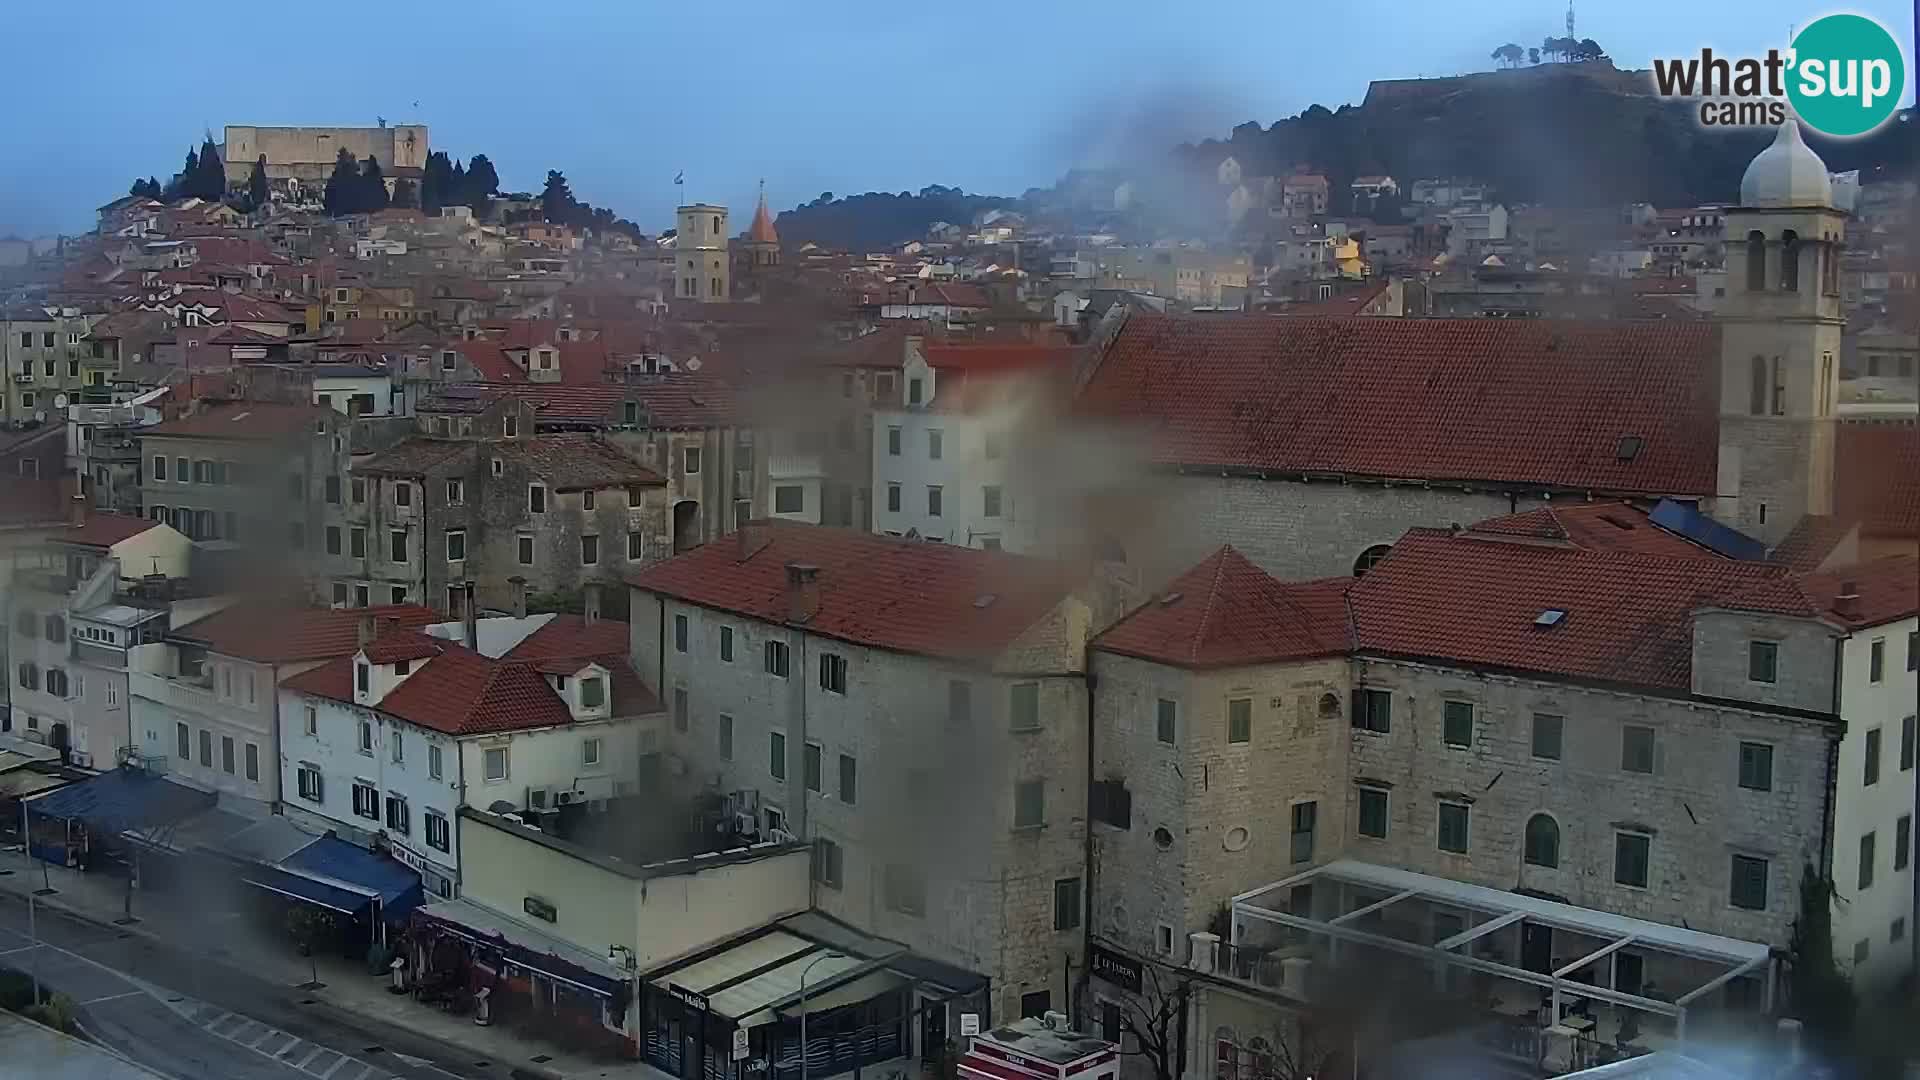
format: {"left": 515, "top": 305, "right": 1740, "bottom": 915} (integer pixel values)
{"left": 1465, "top": 502, "right": 1722, "bottom": 560}
{"left": 627, "top": 521, "right": 1076, "bottom": 662}
{"left": 1094, "top": 546, "right": 1351, "bottom": 669}
{"left": 421, "top": 378, "right": 743, "bottom": 429}
{"left": 143, "top": 401, "right": 328, "bottom": 440}
{"left": 55, "top": 513, "right": 162, "bottom": 550}
{"left": 1768, "top": 515, "right": 1856, "bottom": 573}
{"left": 174, "top": 604, "right": 439, "bottom": 664}
{"left": 1719, "top": 555, "right": 1919, "bottom": 632}
{"left": 1347, "top": 529, "right": 1805, "bottom": 693}
{"left": 356, "top": 434, "right": 664, "bottom": 491}
{"left": 1076, "top": 315, "right": 1719, "bottom": 497}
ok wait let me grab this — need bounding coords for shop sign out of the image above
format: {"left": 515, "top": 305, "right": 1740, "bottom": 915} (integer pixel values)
{"left": 1088, "top": 943, "right": 1143, "bottom": 994}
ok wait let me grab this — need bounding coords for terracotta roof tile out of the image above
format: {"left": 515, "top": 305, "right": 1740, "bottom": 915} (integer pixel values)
{"left": 1836, "top": 423, "right": 1920, "bottom": 537}
{"left": 1769, "top": 516, "right": 1856, "bottom": 573}
{"left": 173, "top": 603, "right": 439, "bottom": 664}
{"left": 1094, "top": 546, "right": 1352, "bottom": 668}
{"left": 55, "top": 513, "right": 162, "bottom": 549}
{"left": 420, "top": 378, "right": 743, "bottom": 429}
{"left": 1465, "top": 502, "right": 1724, "bottom": 559}
{"left": 144, "top": 401, "right": 329, "bottom": 440}
{"left": 355, "top": 435, "right": 662, "bottom": 490}
{"left": 1077, "top": 314, "right": 1719, "bottom": 496}
{"left": 627, "top": 521, "right": 1075, "bottom": 661}
{"left": 1794, "top": 556, "right": 1919, "bottom": 630}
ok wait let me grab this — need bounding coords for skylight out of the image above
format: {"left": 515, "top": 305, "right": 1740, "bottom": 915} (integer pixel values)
{"left": 1534, "top": 609, "right": 1568, "bottom": 628}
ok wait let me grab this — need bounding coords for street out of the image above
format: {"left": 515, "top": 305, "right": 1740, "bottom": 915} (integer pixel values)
{"left": 0, "top": 890, "right": 484, "bottom": 1080}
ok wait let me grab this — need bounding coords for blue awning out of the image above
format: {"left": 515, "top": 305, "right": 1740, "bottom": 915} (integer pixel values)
{"left": 244, "top": 861, "right": 377, "bottom": 916}
{"left": 25, "top": 767, "right": 215, "bottom": 833}
{"left": 281, "top": 836, "right": 423, "bottom": 922}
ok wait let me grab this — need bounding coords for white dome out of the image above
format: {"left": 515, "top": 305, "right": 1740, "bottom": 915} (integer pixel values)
{"left": 1739, "top": 119, "right": 1833, "bottom": 209}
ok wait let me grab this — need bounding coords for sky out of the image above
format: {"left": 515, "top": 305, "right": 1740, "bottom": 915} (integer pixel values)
{"left": 1, "top": 0, "right": 1912, "bottom": 238}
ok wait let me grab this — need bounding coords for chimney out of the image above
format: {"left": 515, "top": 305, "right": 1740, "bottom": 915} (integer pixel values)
{"left": 1188, "top": 931, "right": 1220, "bottom": 974}
{"left": 583, "top": 583, "right": 602, "bottom": 625}
{"left": 357, "top": 614, "right": 375, "bottom": 648}
{"left": 1834, "top": 581, "right": 1861, "bottom": 619}
{"left": 785, "top": 563, "right": 821, "bottom": 624}
{"left": 509, "top": 575, "right": 528, "bottom": 619}
{"left": 376, "top": 615, "right": 398, "bottom": 638}
{"left": 462, "top": 580, "right": 478, "bottom": 651}
{"left": 68, "top": 490, "right": 87, "bottom": 530}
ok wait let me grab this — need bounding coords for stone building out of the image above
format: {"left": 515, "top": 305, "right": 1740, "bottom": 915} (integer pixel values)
{"left": 675, "top": 203, "right": 729, "bottom": 302}
{"left": 222, "top": 125, "right": 430, "bottom": 187}
{"left": 349, "top": 423, "right": 666, "bottom": 618}
{"left": 3, "top": 305, "right": 110, "bottom": 424}
{"left": 627, "top": 521, "right": 1136, "bottom": 1022}
{"left": 136, "top": 400, "right": 341, "bottom": 551}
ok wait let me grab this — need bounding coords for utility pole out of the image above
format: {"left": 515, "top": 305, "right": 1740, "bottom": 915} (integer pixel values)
{"left": 19, "top": 799, "right": 41, "bottom": 1005}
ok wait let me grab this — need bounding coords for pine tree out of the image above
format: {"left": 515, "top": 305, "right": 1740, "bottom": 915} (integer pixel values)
{"left": 246, "top": 156, "right": 270, "bottom": 210}
{"left": 541, "top": 170, "right": 577, "bottom": 224}
{"left": 467, "top": 154, "right": 499, "bottom": 197}
{"left": 390, "top": 178, "right": 418, "bottom": 210}
{"left": 193, "top": 136, "right": 226, "bottom": 199}
{"left": 421, "top": 151, "right": 453, "bottom": 214}
{"left": 169, "top": 148, "right": 199, "bottom": 199}
{"left": 322, "top": 147, "right": 358, "bottom": 216}
{"left": 358, "top": 156, "right": 389, "bottom": 212}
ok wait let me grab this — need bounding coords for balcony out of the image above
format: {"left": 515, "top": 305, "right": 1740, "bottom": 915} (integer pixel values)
{"left": 71, "top": 639, "right": 126, "bottom": 670}
{"left": 767, "top": 453, "right": 825, "bottom": 480}
{"left": 128, "top": 670, "right": 219, "bottom": 718}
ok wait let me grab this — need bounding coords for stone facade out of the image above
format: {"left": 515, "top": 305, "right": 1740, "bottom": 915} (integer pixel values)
{"left": 137, "top": 416, "right": 341, "bottom": 551}
{"left": 223, "top": 125, "right": 429, "bottom": 186}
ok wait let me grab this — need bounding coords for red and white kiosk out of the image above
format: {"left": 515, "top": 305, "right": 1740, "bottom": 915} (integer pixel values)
{"left": 959, "top": 1014, "right": 1119, "bottom": 1080}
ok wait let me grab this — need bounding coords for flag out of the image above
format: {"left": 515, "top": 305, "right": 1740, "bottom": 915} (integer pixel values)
{"left": 674, "top": 171, "right": 684, "bottom": 186}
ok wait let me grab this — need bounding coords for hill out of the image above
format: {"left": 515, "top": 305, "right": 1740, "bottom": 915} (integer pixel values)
{"left": 774, "top": 185, "right": 1016, "bottom": 251}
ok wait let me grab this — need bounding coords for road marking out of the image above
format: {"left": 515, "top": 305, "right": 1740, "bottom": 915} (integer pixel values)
{"left": 343, "top": 1065, "right": 377, "bottom": 1080}
{"left": 80, "top": 990, "right": 145, "bottom": 1005}
{"left": 250, "top": 1026, "right": 285, "bottom": 1048}
{"left": 293, "top": 1045, "right": 325, "bottom": 1069}
{"left": 314, "top": 1054, "right": 352, "bottom": 1079}
{"left": 200, "top": 1009, "right": 233, "bottom": 1030}
{"left": 0, "top": 944, "right": 40, "bottom": 958}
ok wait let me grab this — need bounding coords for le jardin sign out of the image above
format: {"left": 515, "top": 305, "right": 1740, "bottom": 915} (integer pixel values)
{"left": 1088, "top": 942, "right": 1143, "bottom": 994}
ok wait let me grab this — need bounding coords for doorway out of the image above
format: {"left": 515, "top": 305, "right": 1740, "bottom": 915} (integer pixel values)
{"left": 1521, "top": 924, "right": 1553, "bottom": 974}
{"left": 920, "top": 997, "right": 946, "bottom": 1063}
{"left": 672, "top": 500, "right": 701, "bottom": 554}
{"left": 1614, "top": 951, "right": 1645, "bottom": 997}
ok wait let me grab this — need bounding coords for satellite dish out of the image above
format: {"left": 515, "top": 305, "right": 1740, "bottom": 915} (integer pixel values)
{"left": 33, "top": 411, "right": 46, "bottom": 423}
{"left": 52, "top": 394, "right": 68, "bottom": 409}
{"left": 684, "top": 356, "right": 702, "bottom": 372}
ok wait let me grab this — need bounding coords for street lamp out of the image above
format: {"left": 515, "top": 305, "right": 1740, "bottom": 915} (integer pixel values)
{"left": 798, "top": 950, "right": 846, "bottom": 1080}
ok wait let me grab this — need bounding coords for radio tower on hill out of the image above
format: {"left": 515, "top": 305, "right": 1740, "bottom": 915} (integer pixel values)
{"left": 1566, "top": 0, "right": 1575, "bottom": 39}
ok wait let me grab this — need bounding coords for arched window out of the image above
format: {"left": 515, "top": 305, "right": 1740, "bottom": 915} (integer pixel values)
{"left": 1745, "top": 230, "right": 1766, "bottom": 292}
{"left": 1823, "top": 236, "right": 1841, "bottom": 294}
{"left": 1524, "top": 813, "right": 1560, "bottom": 868}
{"left": 1353, "top": 544, "right": 1393, "bottom": 577}
{"left": 1779, "top": 230, "right": 1799, "bottom": 291}
{"left": 1749, "top": 355, "right": 1768, "bottom": 416}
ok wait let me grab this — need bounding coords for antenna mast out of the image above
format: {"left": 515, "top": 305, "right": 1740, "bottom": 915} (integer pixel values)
{"left": 1566, "top": 0, "right": 1575, "bottom": 39}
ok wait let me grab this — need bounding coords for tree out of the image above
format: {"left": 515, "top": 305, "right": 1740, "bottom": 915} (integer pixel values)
{"left": 358, "top": 156, "right": 389, "bottom": 213}
{"left": 1114, "top": 960, "right": 1189, "bottom": 1080}
{"left": 391, "top": 178, "right": 418, "bottom": 210}
{"left": 1492, "top": 43, "right": 1524, "bottom": 68}
{"left": 190, "top": 135, "right": 226, "bottom": 200}
{"left": 420, "top": 150, "right": 453, "bottom": 213}
{"left": 1528, "top": 46, "right": 1541, "bottom": 64}
{"left": 167, "top": 147, "right": 199, "bottom": 199}
{"left": 1787, "top": 865, "right": 1854, "bottom": 1049}
{"left": 1575, "top": 38, "right": 1606, "bottom": 62}
{"left": 246, "top": 155, "right": 269, "bottom": 210}
{"left": 322, "top": 148, "right": 358, "bottom": 216}
{"left": 466, "top": 154, "right": 499, "bottom": 197}
{"left": 541, "top": 169, "right": 578, "bottom": 224}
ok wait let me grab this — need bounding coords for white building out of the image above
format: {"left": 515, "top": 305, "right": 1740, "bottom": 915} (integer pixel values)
{"left": 869, "top": 337, "right": 1072, "bottom": 553}
{"left": 277, "top": 612, "right": 660, "bottom": 897}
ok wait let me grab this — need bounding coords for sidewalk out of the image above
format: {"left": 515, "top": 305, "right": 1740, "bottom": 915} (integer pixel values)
{"left": 0, "top": 853, "right": 672, "bottom": 1080}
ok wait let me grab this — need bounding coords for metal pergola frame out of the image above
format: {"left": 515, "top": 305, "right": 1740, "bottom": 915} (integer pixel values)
{"left": 1231, "top": 860, "right": 1775, "bottom": 1040}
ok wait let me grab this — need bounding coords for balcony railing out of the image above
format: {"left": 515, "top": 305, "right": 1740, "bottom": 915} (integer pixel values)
{"left": 767, "top": 453, "right": 825, "bottom": 480}
{"left": 128, "top": 670, "right": 219, "bottom": 717}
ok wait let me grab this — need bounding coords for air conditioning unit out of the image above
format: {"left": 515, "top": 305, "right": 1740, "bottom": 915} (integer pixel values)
{"left": 733, "top": 811, "right": 757, "bottom": 835}
{"left": 734, "top": 788, "right": 760, "bottom": 816}
{"left": 526, "top": 785, "right": 551, "bottom": 811}
{"left": 69, "top": 751, "right": 92, "bottom": 769}
{"left": 11, "top": 373, "right": 33, "bottom": 384}
{"left": 554, "top": 789, "right": 579, "bottom": 807}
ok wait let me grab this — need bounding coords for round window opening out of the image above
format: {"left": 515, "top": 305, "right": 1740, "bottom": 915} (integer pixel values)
{"left": 1153, "top": 826, "right": 1174, "bottom": 850}
{"left": 1223, "top": 826, "right": 1251, "bottom": 852}
{"left": 1318, "top": 692, "right": 1340, "bottom": 717}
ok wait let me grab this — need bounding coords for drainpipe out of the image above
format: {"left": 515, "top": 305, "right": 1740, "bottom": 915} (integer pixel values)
{"left": 1081, "top": 648, "right": 1097, "bottom": 1026}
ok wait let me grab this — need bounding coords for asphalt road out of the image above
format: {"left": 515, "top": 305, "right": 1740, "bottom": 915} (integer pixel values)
{"left": 0, "top": 890, "right": 488, "bottom": 1080}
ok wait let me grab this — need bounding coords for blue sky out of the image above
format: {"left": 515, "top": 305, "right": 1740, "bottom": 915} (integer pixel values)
{"left": 1, "top": 0, "right": 1911, "bottom": 237}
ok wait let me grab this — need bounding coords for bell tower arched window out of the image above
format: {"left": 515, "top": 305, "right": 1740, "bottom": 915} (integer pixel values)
{"left": 1779, "top": 230, "right": 1800, "bottom": 291}
{"left": 1745, "top": 230, "right": 1766, "bottom": 292}
{"left": 1749, "top": 355, "right": 1768, "bottom": 415}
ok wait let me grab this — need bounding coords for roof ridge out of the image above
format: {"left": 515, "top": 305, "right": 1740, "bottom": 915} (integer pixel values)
{"left": 1187, "top": 548, "right": 1237, "bottom": 663}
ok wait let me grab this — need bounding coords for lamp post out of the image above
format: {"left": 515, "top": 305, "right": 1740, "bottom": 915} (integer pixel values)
{"left": 799, "top": 950, "right": 845, "bottom": 1080}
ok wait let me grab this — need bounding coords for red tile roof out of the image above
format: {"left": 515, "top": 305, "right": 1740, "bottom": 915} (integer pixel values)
{"left": 1465, "top": 502, "right": 1724, "bottom": 560}
{"left": 56, "top": 513, "right": 162, "bottom": 550}
{"left": 1347, "top": 529, "right": 1802, "bottom": 692}
{"left": 1794, "top": 556, "right": 1919, "bottom": 630}
{"left": 627, "top": 521, "right": 1076, "bottom": 661}
{"left": 925, "top": 343, "right": 1076, "bottom": 377}
{"left": 422, "top": 378, "right": 743, "bottom": 429}
{"left": 356, "top": 434, "right": 663, "bottom": 490}
{"left": 172, "top": 603, "right": 438, "bottom": 664}
{"left": 1077, "top": 315, "right": 1719, "bottom": 496}
{"left": 1836, "top": 423, "right": 1920, "bottom": 537}
{"left": 143, "top": 401, "right": 329, "bottom": 441}
{"left": 1094, "top": 546, "right": 1351, "bottom": 669}
{"left": 1769, "top": 515, "right": 1856, "bottom": 573}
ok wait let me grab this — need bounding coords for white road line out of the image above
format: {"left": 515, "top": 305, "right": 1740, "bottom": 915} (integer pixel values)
{"left": 250, "top": 1027, "right": 286, "bottom": 1048}
{"left": 201, "top": 1009, "right": 234, "bottom": 1030}
{"left": 80, "top": 990, "right": 146, "bottom": 1005}
{"left": 314, "top": 1054, "right": 352, "bottom": 1079}
{"left": 294, "top": 1044, "right": 325, "bottom": 1068}
{"left": 345, "top": 1065, "right": 377, "bottom": 1080}
{"left": 0, "top": 944, "right": 40, "bottom": 957}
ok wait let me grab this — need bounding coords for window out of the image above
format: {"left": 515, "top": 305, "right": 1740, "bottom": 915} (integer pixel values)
{"left": 303, "top": 705, "right": 318, "bottom": 736}
{"left": 1896, "top": 919, "right": 1908, "bottom": 943}
{"left": 928, "top": 429, "right": 943, "bottom": 460}
{"left": 804, "top": 742, "right": 823, "bottom": 792}
{"left": 813, "top": 839, "right": 844, "bottom": 890}
{"left": 199, "top": 730, "right": 212, "bottom": 767}
{"left": 428, "top": 744, "right": 443, "bottom": 779}
{"left": 1014, "top": 780, "right": 1045, "bottom": 829}
{"left": 1731, "top": 855, "right": 1769, "bottom": 911}
{"left": 1054, "top": 877, "right": 1082, "bottom": 931}
{"left": 44, "top": 668, "right": 68, "bottom": 697}
{"left": 1621, "top": 725, "right": 1656, "bottom": 774}
{"left": 357, "top": 716, "right": 374, "bottom": 752}
{"left": 504, "top": 415, "right": 519, "bottom": 438}
{"left": 765, "top": 640, "right": 789, "bottom": 677}
{"left": 390, "top": 529, "right": 408, "bottom": 563}
{"left": 569, "top": 532, "right": 595, "bottom": 565}
{"left": 1866, "top": 727, "right": 1883, "bottom": 786}
{"left": 719, "top": 626, "right": 734, "bottom": 662}
{"left": 683, "top": 447, "right": 701, "bottom": 475}
{"left": 628, "top": 530, "right": 644, "bottom": 560}
{"left": 1911, "top": 632, "right": 1918, "bottom": 672}
{"left": 1156, "top": 699, "right": 1177, "bottom": 745}
{"left": 1290, "top": 801, "right": 1317, "bottom": 863}
{"left": 352, "top": 782, "right": 379, "bottom": 819}
{"left": 518, "top": 534, "right": 535, "bottom": 565}
{"left": 982, "top": 485, "right": 1003, "bottom": 519}
{"left": 152, "top": 455, "right": 166, "bottom": 481}
{"left": 719, "top": 714, "right": 734, "bottom": 760}
{"left": 1748, "top": 640, "right": 1778, "bottom": 683}
{"left": 927, "top": 485, "right": 943, "bottom": 517}
{"left": 355, "top": 585, "right": 370, "bottom": 608}
{"left": 1780, "top": 230, "right": 1800, "bottom": 290}
{"left": 426, "top": 811, "right": 450, "bottom": 852}
{"left": 221, "top": 736, "right": 235, "bottom": 774}
{"left": 444, "top": 529, "right": 467, "bottom": 562}
{"left": 325, "top": 526, "right": 343, "bottom": 555}
{"left": 1010, "top": 683, "right": 1040, "bottom": 731}
{"left": 820, "top": 653, "right": 847, "bottom": 694}
{"left": 1897, "top": 815, "right": 1911, "bottom": 872}
{"left": 1352, "top": 545, "right": 1392, "bottom": 576}
{"left": 838, "top": 753, "right": 857, "bottom": 804}
{"left": 883, "top": 863, "right": 925, "bottom": 915}
{"left": 672, "top": 687, "right": 688, "bottom": 732}
{"left": 1860, "top": 833, "right": 1877, "bottom": 890}
{"left": 1871, "top": 639, "right": 1886, "bottom": 683}
{"left": 349, "top": 527, "right": 365, "bottom": 558}
{"left": 390, "top": 728, "right": 405, "bottom": 764}
{"left": 1903, "top": 715, "right": 1916, "bottom": 772}
{"left": 182, "top": 458, "right": 195, "bottom": 486}
{"left": 297, "top": 766, "right": 323, "bottom": 803}
{"left": 386, "top": 794, "right": 410, "bottom": 836}
{"left": 1738, "top": 742, "right": 1774, "bottom": 791}
{"left": 324, "top": 474, "right": 341, "bottom": 504}
{"left": 948, "top": 680, "right": 972, "bottom": 725}
{"left": 1430, "top": 801, "right": 1470, "bottom": 854}
{"left": 1351, "top": 689, "right": 1391, "bottom": 733}
{"left": 581, "top": 677, "right": 604, "bottom": 710}
{"left": 446, "top": 479, "right": 464, "bottom": 506}
{"left": 528, "top": 484, "right": 546, "bottom": 513}
{"left": 175, "top": 721, "right": 190, "bottom": 759}
{"left": 774, "top": 485, "right": 802, "bottom": 514}
{"left": 483, "top": 746, "right": 508, "bottom": 781}
{"left": 351, "top": 477, "right": 364, "bottom": 504}
{"left": 1523, "top": 813, "right": 1560, "bottom": 867}
{"left": 770, "top": 731, "right": 787, "bottom": 780}
{"left": 1854, "top": 939, "right": 1870, "bottom": 966}
{"left": 1745, "top": 230, "right": 1766, "bottom": 292}
{"left": 583, "top": 489, "right": 596, "bottom": 511}
{"left": 394, "top": 481, "right": 411, "bottom": 507}
{"left": 242, "top": 741, "right": 260, "bottom": 782}
{"left": 1227, "top": 697, "right": 1252, "bottom": 743}
{"left": 908, "top": 378, "right": 923, "bottom": 406}
{"left": 1442, "top": 701, "right": 1473, "bottom": 749}
{"left": 1615, "top": 832, "right": 1651, "bottom": 888}
{"left": 1357, "top": 787, "right": 1388, "bottom": 838}
{"left": 887, "top": 427, "right": 901, "bottom": 455}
